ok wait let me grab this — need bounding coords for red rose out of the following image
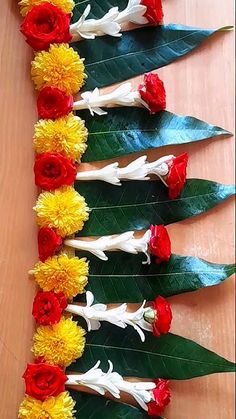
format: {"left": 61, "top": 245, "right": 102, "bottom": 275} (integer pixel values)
{"left": 35, "top": 357, "right": 46, "bottom": 364}
{"left": 32, "top": 291, "right": 68, "bottom": 325}
{"left": 149, "top": 296, "right": 172, "bottom": 337}
{"left": 38, "top": 227, "right": 62, "bottom": 262}
{"left": 141, "top": 0, "right": 164, "bottom": 25}
{"left": 37, "top": 86, "right": 73, "bottom": 120}
{"left": 149, "top": 225, "right": 171, "bottom": 264}
{"left": 148, "top": 379, "right": 170, "bottom": 417}
{"left": 139, "top": 73, "right": 166, "bottom": 114}
{"left": 34, "top": 152, "right": 77, "bottom": 191}
{"left": 167, "top": 153, "right": 188, "bottom": 199}
{"left": 23, "top": 363, "right": 67, "bottom": 401}
{"left": 20, "top": 2, "right": 72, "bottom": 51}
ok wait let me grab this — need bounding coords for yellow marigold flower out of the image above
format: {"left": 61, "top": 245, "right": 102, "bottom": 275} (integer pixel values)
{"left": 18, "top": 392, "right": 76, "bottom": 418}
{"left": 34, "top": 113, "right": 88, "bottom": 162}
{"left": 19, "top": 0, "right": 75, "bottom": 17}
{"left": 31, "top": 254, "right": 89, "bottom": 299}
{"left": 34, "top": 186, "right": 89, "bottom": 237}
{"left": 31, "top": 44, "right": 86, "bottom": 95}
{"left": 32, "top": 317, "right": 85, "bottom": 367}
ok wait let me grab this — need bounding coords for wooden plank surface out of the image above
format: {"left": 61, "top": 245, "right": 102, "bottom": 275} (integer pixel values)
{"left": 0, "top": 0, "right": 234, "bottom": 418}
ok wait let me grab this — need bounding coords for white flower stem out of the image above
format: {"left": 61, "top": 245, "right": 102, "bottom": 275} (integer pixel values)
{"left": 76, "top": 155, "right": 174, "bottom": 186}
{"left": 70, "top": 1, "right": 148, "bottom": 40}
{"left": 73, "top": 83, "right": 142, "bottom": 116}
{"left": 64, "top": 230, "right": 151, "bottom": 263}
{"left": 65, "top": 291, "right": 152, "bottom": 342}
{"left": 66, "top": 360, "right": 155, "bottom": 411}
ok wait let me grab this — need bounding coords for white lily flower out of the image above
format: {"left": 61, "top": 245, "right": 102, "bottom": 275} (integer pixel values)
{"left": 76, "top": 155, "right": 174, "bottom": 186}
{"left": 66, "top": 360, "right": 156, "bottom": 411}
{"left": 65, "top": 229, "right": 151, "bottom": 263}
{"left": 73, "top": 83, "right": 140, "bottom": 116}
{"left": 66, "top": 291, "right": 152, "bottom": 342}
{"left": 116, "top": 0, "right": 148, "bottom": 25}
{"left": 70, "top": 5, "right": 121, "bottom": 40}
{"left": 69, "top": 1, "right": 148, "bottom": 40}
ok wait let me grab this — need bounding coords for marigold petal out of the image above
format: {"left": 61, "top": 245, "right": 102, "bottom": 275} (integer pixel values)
{"left": 34, "top": 186, "right": 89, "bottom": 237}
{"left": 19, "top": 0, "right": 75, "bottom": 17}
{"left": 31, "top": 254, "right": 89, "bottom": 299}
{"left": 32, "top": 317, "right": 85, "bottom": 367}
{"left": 31, "top": 44, "right": 86, "bottom": 95}
{"left": 18, "top": 392, "right": 76, "bottom": 418}
{"left": 34, "top": 113, "right": 88, "bottom": 161}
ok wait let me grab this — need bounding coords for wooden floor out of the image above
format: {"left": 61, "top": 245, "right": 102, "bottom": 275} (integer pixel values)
{"left": 0, "top": 0, "right": 234, "bottom": 418}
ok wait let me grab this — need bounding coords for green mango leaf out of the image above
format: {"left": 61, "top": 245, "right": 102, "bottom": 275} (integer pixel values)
{"left": 72, "top": 0, "right": 128, "bottom": 21}
{"left": 74, "top": 253, "right": 235, "bottom": 303}
{"left": 79, "top": 109, "right": 231, "bottom": 162}
{"left": 69, "top": 329, "right": 235, "bottom": 379}
{"left": 76, "top": 179, "right": 235, "bottom": 236}
{"left": 69, "top": 391, "right": 152, "bottom": 419}
{"left": 72, "top": 25, "right": 225, "bottom": 90}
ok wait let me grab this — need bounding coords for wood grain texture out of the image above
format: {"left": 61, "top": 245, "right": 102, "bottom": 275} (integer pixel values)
{"left": 0, "top": 0, "right": 234, "bottom": 418}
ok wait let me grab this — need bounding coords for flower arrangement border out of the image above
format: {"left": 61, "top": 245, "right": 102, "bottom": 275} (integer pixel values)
{"left": 15, "top": 0, "right": 235, "bottom": 418}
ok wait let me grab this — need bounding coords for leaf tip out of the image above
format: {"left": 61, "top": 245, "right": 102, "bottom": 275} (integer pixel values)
{"left": 217, "top": 25, "right": 234, "bottom": 32}
{"left": 221, "top": 129, "right": 233, "bottom": 136}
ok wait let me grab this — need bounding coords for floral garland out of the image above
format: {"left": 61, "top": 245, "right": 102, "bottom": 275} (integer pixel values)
{"left": 16, "top": 0, "right": 234, "bottom": 418}
{"left": 17, "top": 1, "right": 176, "bottom": 417}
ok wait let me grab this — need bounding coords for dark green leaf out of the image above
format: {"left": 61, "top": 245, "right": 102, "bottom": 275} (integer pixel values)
{"left": 74, "top": 253, "right": 235, "bottom": 303}
{"left": 69, "top": 329, "right": 235, "bottom": 379}
{"left": 72, "top": 0, "right": 128, "bottom": 21}
{"left": 69, "top": 391, "right": 151, "bottom": 419}
{"left": 76, "top": 179, "right": 235, "bottom": 236}
{"left": 72, "top": 25, "right": 222, "bottom": 90}
{"left": 80, "top": 109, "right": 231, "bottom": 162}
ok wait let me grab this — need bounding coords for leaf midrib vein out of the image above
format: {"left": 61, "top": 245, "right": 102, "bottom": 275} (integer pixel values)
{"left": 89, "top": 269, "right": 231, "bottom": 278}
{"left": 90, "top": 191, "right": 226, "bottom": 210}
{"left": 85, "top": 343, "right": 230, "bottom": 367}
{"left": 85, "top": 30, "right": 208, "bottom": 68}
{"left": 88, "top": 128, "right": 218, "bottom": 136}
